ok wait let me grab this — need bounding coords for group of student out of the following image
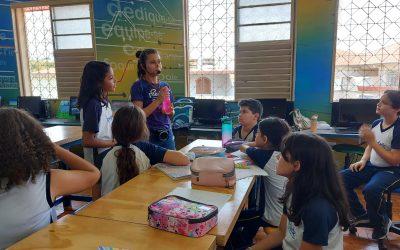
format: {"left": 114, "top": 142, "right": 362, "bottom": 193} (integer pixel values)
{"left": 0, "top": 48, "right": 188, "bottom": 249}
{"left": 227, "top": 92, "right": 400, "bottom": 249}
{"left": 0, "top": 46, "right": 399, "bottom": 250}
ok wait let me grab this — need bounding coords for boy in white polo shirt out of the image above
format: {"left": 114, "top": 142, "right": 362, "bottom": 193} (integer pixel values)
{"left": 341, "top": 90, "right": 400, "bottom": 240}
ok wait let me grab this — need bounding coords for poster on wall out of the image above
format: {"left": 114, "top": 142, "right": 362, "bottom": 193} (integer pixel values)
{"left": 0, "top": 1, "right": 20, "bottom": 103}
{"left": 93, "top": 0, "right": 185, "bottom": 100}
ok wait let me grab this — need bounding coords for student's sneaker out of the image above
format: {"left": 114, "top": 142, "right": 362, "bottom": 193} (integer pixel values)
{"left": 350, "top": 213, "right": 370, "bottom": 226}
{"left": 372, "top": 218, "right": 392, "bottom": 240}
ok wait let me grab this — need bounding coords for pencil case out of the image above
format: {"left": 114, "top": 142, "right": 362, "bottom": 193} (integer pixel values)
{"left": 148, "top": 195, "right": 218, "bottom": 237}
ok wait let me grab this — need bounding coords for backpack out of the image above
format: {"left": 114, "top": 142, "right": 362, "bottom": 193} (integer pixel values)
{"left": 290, "top": 108, "right": 311, "bottom": 130}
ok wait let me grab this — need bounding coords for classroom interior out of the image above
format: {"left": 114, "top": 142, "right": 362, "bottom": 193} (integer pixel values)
{"left": 1, "top": 0, "right": 400, "bottom": 249}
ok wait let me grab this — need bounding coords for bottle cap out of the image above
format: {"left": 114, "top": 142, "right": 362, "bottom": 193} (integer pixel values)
{"left": 221, "top": 116, "right": 231, "bottom": 122}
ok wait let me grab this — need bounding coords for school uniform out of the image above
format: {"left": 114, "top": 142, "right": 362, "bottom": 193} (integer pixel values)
{"left": 0, "top": 173, "right": 56, "bottom": 249}
{"left": 246, "top": 148, "right": 287, "bottom": 226}
{"left": 97, "top": 141, "right": 167, "bottom": 196}
{"left": 232, "top": 124, "right": 258, "bottom": 142}
{"left": 80, "top": 98, "right": 113, "bottom": 164}
{"left": 341, "top": 117, "right": 400, "bottom": 231}
{"left": 231, "top": 148, "right": 287, "bottom": 247}
{"left": 283, "top": 196, "right": 343, "bottom": 250}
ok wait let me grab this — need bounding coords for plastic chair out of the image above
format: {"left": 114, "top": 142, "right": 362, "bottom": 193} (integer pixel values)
{"left": 349, "top": 187, "right": 400, "bottom": 250}
{"left": 332, "top": 144, "right": 365, "bottom": 168}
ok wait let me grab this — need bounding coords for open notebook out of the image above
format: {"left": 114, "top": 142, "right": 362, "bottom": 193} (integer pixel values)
{"left": 155, "top": 163, "right": 191, "bottom": 180}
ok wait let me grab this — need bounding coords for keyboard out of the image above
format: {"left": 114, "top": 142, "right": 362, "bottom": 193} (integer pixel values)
{"left": 334, "top": 127, "right": 359, "bottom": 134}
{"left": 191, "top": 122, "right": 221, "bottom": 129}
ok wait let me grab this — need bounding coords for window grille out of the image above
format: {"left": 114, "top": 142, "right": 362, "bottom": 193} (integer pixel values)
{"left": 23, "top": 6, "right": 57, "bottom": 98}
{"left": 334, "top": 0, "right": 400, "bottom": 100}
{"left": 187, "top": 0, "right": 235, "bottom": 99}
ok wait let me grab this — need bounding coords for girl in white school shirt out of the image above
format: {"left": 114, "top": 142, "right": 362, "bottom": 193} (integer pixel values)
{"left": 77, "top": 61, "right": 116, "bottom": 199}
{"left": 250, "top": 133, "right": 349, "bottom": 250}
{"left": 0, "top": 108, "right": 99, "bottom": 249}
{"left": 98, "top": 105, "right": 189, "bottom": 196}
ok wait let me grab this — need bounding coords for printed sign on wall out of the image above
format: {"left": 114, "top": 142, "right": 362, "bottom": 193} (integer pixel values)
{"left": 0, "top": 1, "right": 21, "bottom": 102}
{"left": 93, "top": 0, "right": 185, "bottom": 99}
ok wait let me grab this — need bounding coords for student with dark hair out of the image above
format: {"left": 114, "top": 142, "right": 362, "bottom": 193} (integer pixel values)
{"left": 130, "top": 48, "right": 176, "bottom": 150}
{"left": 98, "top": 106, "right": 189, "bottom": 196}
{"left": 78, "top": 60, "right": 116, "bottom": 199}
{"left": 233, "top": 98, "right": 263, "bottom": 142}
{"left": 341, "top": 90, "right": 400, "bottom": 240}
{"left": 231, "top": 117, "right": 290, "bottom": 248}
{"left": 250, "top": 133, "right": 349, "bottom": 250}
{"left": 0, "top": 108, "right": 100, "bottom": 249}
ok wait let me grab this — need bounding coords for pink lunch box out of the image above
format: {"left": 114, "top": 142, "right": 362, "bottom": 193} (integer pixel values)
{"left": 148, "top": 195, "right": 218, "bottom": 237}
{"left": 190, "top": 157, "right": 236, "bottom": 188}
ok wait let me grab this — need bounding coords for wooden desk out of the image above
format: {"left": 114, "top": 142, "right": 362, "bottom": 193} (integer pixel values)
{"left": 77, "top": 139, "right": 254, "bottom": 246}
{"left": 44, "top": 125, "right": 87, "bottom": 205}
{"left": 8, "top": 215, "right": 216, "bottom": 250}
{"left": 44, "top": 125, "right": 82, "bottom": 148}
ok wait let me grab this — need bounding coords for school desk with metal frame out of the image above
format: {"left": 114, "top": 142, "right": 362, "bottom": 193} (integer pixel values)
{"left": 8, "top": 215, "right": 216, "bottom": 250}
{"left": 76, "top": 139, "right": 255, "bottom": 247}
{"left": 44, "top": 126, "right": 91, "bottom": 205}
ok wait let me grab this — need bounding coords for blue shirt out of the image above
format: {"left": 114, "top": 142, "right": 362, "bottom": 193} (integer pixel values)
{"left": 246, "top": 147, "right": 274, "bottom": 169}
{"left": 81, "top": 98, "right": 104, "bottom": 133}
{"left": 95, "top": 141, "right": 167, "bottom": 168}
{"left": 284, "top": 196, "right": 338, "bottom": 246}
{"left": 130, "top": 79, "right": 174, "bottom": 130}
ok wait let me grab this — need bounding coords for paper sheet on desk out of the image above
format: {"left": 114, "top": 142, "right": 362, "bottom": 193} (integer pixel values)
{"left": 230, "top": 150, "right": 249, "bottom": 159}
{"left": 236, "top": 165, "right": 268, "bottom": 180}
{"left": 168, "top": 187, "right": 231, "bottom": 211}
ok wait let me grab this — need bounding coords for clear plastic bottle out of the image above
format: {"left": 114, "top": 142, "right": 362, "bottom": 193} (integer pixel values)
{"left": 161, "top": 89, "right": 173, "bottom": 114}
{"left": 310, "top": 114, "right": 318, "bottom": 133}
{"left": 221, "top": 116, "right": 232, "bottom": 146}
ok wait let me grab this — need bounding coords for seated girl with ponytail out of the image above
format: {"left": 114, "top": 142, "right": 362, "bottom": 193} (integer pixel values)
{"left": 98, "top": 106, "right": 189, "bottom": 196}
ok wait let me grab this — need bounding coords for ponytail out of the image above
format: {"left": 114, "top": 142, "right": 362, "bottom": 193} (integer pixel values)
{"left": 115, "top": 145, "right": 139, "bottom": 185}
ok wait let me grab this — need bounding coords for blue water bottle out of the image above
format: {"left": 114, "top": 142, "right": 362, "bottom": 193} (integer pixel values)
{"left": 221, "top": 116, "right": 232, "bottom": 147}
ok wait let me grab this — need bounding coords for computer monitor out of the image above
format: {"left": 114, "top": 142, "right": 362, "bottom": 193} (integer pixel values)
{"left": 17, "top": 96, "right": 42, "bottom": 118}
{"left": 337, "top": 99, "right": 380, "bottom": 127}
{"left": 193, "top": 99, "right": 225, "bottom": 124}
{"left": 257, "top": 99, "right": 290, "bottom": 119}
{"left": 69, "top": 96, "right": 80, "bottom": 118}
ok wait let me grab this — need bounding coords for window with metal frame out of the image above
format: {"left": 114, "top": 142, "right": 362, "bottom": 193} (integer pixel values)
{"left": 334, "top": 0, "right": 400, "bottom": 100}
{"left": 13, "top": 1, "right": 94, "bottom": 99}
{"left": 187, "top": 0, "right": 235, "bottom": 100}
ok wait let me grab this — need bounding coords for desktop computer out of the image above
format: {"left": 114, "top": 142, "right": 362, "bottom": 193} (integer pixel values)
{"left": 192, "top": 99, "right": 225, "bottom": 128}
{"left": 41, "top": 100, "right": 51, "bottom": 119}
{"left": 335, "top": 99, "right": 380, "bottom": 128}
{"left": 17, "top": 96, "right": 42, "bottom": 119}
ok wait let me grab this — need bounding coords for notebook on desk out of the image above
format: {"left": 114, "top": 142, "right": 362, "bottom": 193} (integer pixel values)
{"left": 155, "top": 163, "right": 191, "bottom": 180}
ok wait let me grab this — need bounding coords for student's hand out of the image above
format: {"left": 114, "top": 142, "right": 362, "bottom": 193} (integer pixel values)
{"left": 349, "top": 160, "right": 367, "bottom": 172}
{"left": 240, "top": 144, "right": 249, "bottom": 152}
{"left": 156, "top": 86, "right": 169, "bottom": 103}
{"left": 359, "top": 124, "right": 375, "bottom": 145}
